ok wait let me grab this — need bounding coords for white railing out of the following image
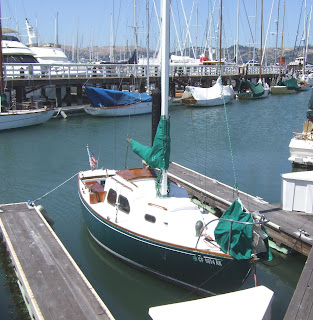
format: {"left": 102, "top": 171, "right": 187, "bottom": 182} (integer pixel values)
{"left": 3, "top": 63, "right": 281, "bottom": 81}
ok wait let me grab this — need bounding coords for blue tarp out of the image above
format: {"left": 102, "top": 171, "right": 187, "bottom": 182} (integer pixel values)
{"left": 85, "top": 86, "right": 151, "bottom": 108}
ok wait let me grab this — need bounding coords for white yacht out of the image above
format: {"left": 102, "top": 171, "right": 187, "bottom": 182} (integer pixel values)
{"left": 25, "top": 19, "right": 69, "bottom": 65}
{"left": 2, "top": 28, "right": 38, "bottom": 64}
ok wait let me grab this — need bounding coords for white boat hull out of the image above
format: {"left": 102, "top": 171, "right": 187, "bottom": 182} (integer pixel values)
{"left": 84, "top": 101, "right": 152, "bottom": 117}
{"left": 0, "top": 109, "right": 55, "bottom": 131}
{"left": 288, "top": 136, "right": 313, "bottom": 165}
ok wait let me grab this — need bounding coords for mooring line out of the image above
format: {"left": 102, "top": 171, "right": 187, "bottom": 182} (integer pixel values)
{"left": 32, "top": 172, "right": 79, "bottom": 204}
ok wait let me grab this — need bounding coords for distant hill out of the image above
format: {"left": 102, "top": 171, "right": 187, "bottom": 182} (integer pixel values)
{"left": 63, "top": 44, "right": 313, "bottom": 65}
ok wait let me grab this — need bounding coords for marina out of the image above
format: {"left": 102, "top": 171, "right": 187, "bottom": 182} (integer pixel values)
{"left": 2, "top": 0, "right": 313, "bottom": 318}
{"left": 0, "top": 90, "right": 312, "bottom": 319}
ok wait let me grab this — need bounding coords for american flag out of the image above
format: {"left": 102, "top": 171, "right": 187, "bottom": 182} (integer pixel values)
{"left": 86, "top": 145, "right": 98, "bottom": 171}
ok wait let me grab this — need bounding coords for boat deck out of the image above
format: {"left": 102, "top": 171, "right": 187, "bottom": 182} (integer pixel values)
{"left": 0, "top": 202, "right": 114, "bottom": 320}
{"left": 168, "top": 162, "right": 313, "bottom": 256}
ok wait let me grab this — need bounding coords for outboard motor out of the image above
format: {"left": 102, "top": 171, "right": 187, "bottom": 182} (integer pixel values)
{"left": 195, "top": 220, "right": 204, "bottom": 237}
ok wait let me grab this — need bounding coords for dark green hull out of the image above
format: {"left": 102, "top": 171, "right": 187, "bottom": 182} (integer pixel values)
{"left": 79, "top": 194, "right": 253, "bottom": 295}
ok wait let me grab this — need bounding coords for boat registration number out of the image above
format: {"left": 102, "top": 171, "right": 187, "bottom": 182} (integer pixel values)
{"left": 193, "top": 255, "right": 222, "bottom": 266}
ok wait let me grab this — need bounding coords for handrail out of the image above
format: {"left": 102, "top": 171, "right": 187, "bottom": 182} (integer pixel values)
{"left": 195, "top": 213, "right": 270, "bottom": 254}
{"left": 2, "top": 62, "right": 281, "bottom": 81}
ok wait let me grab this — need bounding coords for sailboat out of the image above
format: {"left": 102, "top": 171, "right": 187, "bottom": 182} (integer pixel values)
{"left": 271, "top": 2, "right": 300, "bottom": 94}
{"left": 78, "top": 0, "right": 271, "bottom": 295}
{"left": 236, "top": 0, "right": 269, "bottom": 100}
{"left": 288, "top": 90, "right": 313, "bottom": 167}
{"left": 0, "top": 6, "right": 55, "bottom": 130}
{"left": 181, "top": 2, "right": 234, "bottom": 107}
{"left": 83, "top": 86, "right": 152, "bottom": 117}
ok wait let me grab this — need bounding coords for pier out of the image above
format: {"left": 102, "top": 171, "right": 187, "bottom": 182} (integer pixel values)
{"left": 168, "top": 162, "right": 313, "bottom": 256}
{"left": 4, "top": 62, "right": 280, "bottom": 107}
{"left": 0, "top": 202, "right": 114, "bottom": 320}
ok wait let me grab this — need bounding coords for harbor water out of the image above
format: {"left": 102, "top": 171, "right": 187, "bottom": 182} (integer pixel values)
{"left": 0, "top": 90, "right": 311, "bottom": 319}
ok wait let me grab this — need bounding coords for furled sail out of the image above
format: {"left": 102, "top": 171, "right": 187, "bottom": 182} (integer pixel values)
{"left": 129, "top": 116, "right": 170, "bottom": 170}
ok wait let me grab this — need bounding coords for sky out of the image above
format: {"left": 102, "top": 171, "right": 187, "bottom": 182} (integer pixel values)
{"left": 2, "top": 0, "right": 313, "bottom": 54}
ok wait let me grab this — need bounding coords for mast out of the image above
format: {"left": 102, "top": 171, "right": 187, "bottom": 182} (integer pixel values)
{"left": 134, "top": 0, "right": 138, "bottom": 64}
{"left": 279, "top": 1, "right": 285, "bottom": 75}
{"left": 275, "top": 0, "right": 280, "bottom": 65}
{"left": 236, "top": 0, "right": 239, "bottom": 64}
{"left": 0, "top": 1, "right": 4, "bottom": 96}
{"left": 160, "top": 0, "right": 170, "bottom": 197}
{"left": 259, "top": 0, "right": 263, "bottom": 79}
{"left": 303, "top": 0, "right": 307, "bottom": 77}
{"left": 219, "top": 0, "right": 222, "bottom": 68}
{"left": 146, "top": 0, "right": 150, "bottom": 93}
{"left": 55, "top": 12, "right": 59, "bottom": 46}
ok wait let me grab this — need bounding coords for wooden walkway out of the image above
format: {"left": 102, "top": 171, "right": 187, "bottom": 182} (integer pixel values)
{"left": 284, "top": 248, "right": 313, "bottom": 320}
{"left": 0, "top": 202, "right": 114, "bottom": 320}
{"left": 168, "top": 162, "right": 313, "bottom": 256}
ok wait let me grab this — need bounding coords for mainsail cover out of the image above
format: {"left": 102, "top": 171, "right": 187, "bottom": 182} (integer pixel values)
{"left": 238, "top": 79, "right": 265, "bottom": 97}
{"left": 129, "top": 116, "right": 170, "bottom": 170}
{"left": 85, "top": 87, "right": 152, "bottom": 108}
{"left": 214, "top": 199, "right": 272, "bottom": 261}
{"left": 277, "top": 77, "right": 300, "bottom": 90}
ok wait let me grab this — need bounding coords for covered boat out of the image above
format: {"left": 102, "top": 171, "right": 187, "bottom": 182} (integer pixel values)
{"left": 236, "top": 79, "right": 270, "bottom": 99}
{"left": 181, "top": 77, "right": 234, "bottom": 107}
{"left": 271, "top": 77, "right": 300, "bottom": 94}
{"left": 84, "top": 86, "right": 152, "bottom": 117}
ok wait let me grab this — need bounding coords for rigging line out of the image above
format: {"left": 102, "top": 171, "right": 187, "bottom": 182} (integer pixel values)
{"left": 32, "top": 172, "right": 79, "bottom": 204}
{"left": 293, "top": 0, "right": 304, "bottom": 60}
{"left": 242, "top": 0, "right": 255, "bottom": 44}
{"left": 262, "top": 0, "right": 275, "bottom": 66}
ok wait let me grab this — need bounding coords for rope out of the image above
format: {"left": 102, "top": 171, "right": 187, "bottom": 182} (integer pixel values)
{"left": 32, "top": 172, "right": 79, "bottom": 204}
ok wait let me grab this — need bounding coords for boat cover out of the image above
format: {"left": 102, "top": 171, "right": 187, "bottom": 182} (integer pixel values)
{"left": 214, "top": 199, "right": 272, "bottom": 261}
{"left": 85, "top": 86, "right": 152, "bottom": 108}
{"left": 278, "top": 77, "right": 300, "bottom": 90}
{"left": 238, "top": 79, "right": 265, "bottom": 97}
{"left": 129, "top": 116, "right": 170, "bottom": 170}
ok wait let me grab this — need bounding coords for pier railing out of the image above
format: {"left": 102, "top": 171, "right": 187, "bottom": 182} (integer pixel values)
{"left": 3, "top": 63, "right": 281, "bottom": 81}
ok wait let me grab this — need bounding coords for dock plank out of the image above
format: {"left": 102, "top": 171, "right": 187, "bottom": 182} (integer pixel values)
{"left": 168, "top": 162, "right": 313, "bottom": 255}
{"left": 284, "top": 248, "right": 313, "bottom": 320}
{"left": 0, "top": 202, "right": 114, "bottom": 320}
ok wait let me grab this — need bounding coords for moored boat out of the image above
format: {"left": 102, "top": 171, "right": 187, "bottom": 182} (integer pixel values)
{"left": 0, "top": 105, "right": 55, "bottom": 131}
{"left": 78, "top": 0, "right": 271, "bottom": 296}
{"left": 84, "top": 86, "right": 152, "bottom": 117}
{"left": 181, "top": 77, "right": 234, "bottom": 107}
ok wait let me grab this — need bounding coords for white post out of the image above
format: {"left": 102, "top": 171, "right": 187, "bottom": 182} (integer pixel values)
{"left": 160, "top": 0, "right": 170, "bottom": 197}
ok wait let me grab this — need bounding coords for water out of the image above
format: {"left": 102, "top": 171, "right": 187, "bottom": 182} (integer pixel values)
{"left": 0, "top": 90, "right": 311, "bottom": 320}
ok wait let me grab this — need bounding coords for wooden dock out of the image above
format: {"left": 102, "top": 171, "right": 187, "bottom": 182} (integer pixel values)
{"left": 0, "top": 202, "right": 114, "bottom": 320}
{"left": 168, "top": 162, "right": 313, "bottom": 256}
{"left": 284, "top": 248, "right": 313, "bottom": 320}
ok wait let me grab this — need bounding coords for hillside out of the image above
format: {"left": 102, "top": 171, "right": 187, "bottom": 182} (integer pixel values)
{"left": 63, "top": 44, "right": 313, "bottom": 65}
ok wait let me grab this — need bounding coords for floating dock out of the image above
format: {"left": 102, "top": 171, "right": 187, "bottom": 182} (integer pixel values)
{"left": 284, "top": 248, "right": 313, "bottom": 320}
{"left": 168, "top": 162, "right": 313, "bottom": 256}
{"left": 0, "top": 202, "right": 114, "bottom": 320}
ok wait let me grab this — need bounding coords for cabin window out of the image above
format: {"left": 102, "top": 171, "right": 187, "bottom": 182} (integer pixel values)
{"left": 118, "top": 195, "right": 130, "bottom": 214}
{"left": 107, "top": 189, "right": 117, "bottom": 206}
{"left": 145, "top": 214, "right": 156, "bottom": 223}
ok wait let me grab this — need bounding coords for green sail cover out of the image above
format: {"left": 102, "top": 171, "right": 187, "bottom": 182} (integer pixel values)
{"left": 214, "top": 200, "right": 253, "bottom": 260}
{"left": 238, "top": 79, "right": 264, "bottom": 97}
{"left": 214, "top": 199, "right": 272, "bottom": 261}
{"left": 246, "top": 80, "right": 265, "bottom": 96}
{"left": 282, "top": 77, "right": 300, "bottom": 90}
{"left": 129, "top": 116, "right": 170, "bottom": 170}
